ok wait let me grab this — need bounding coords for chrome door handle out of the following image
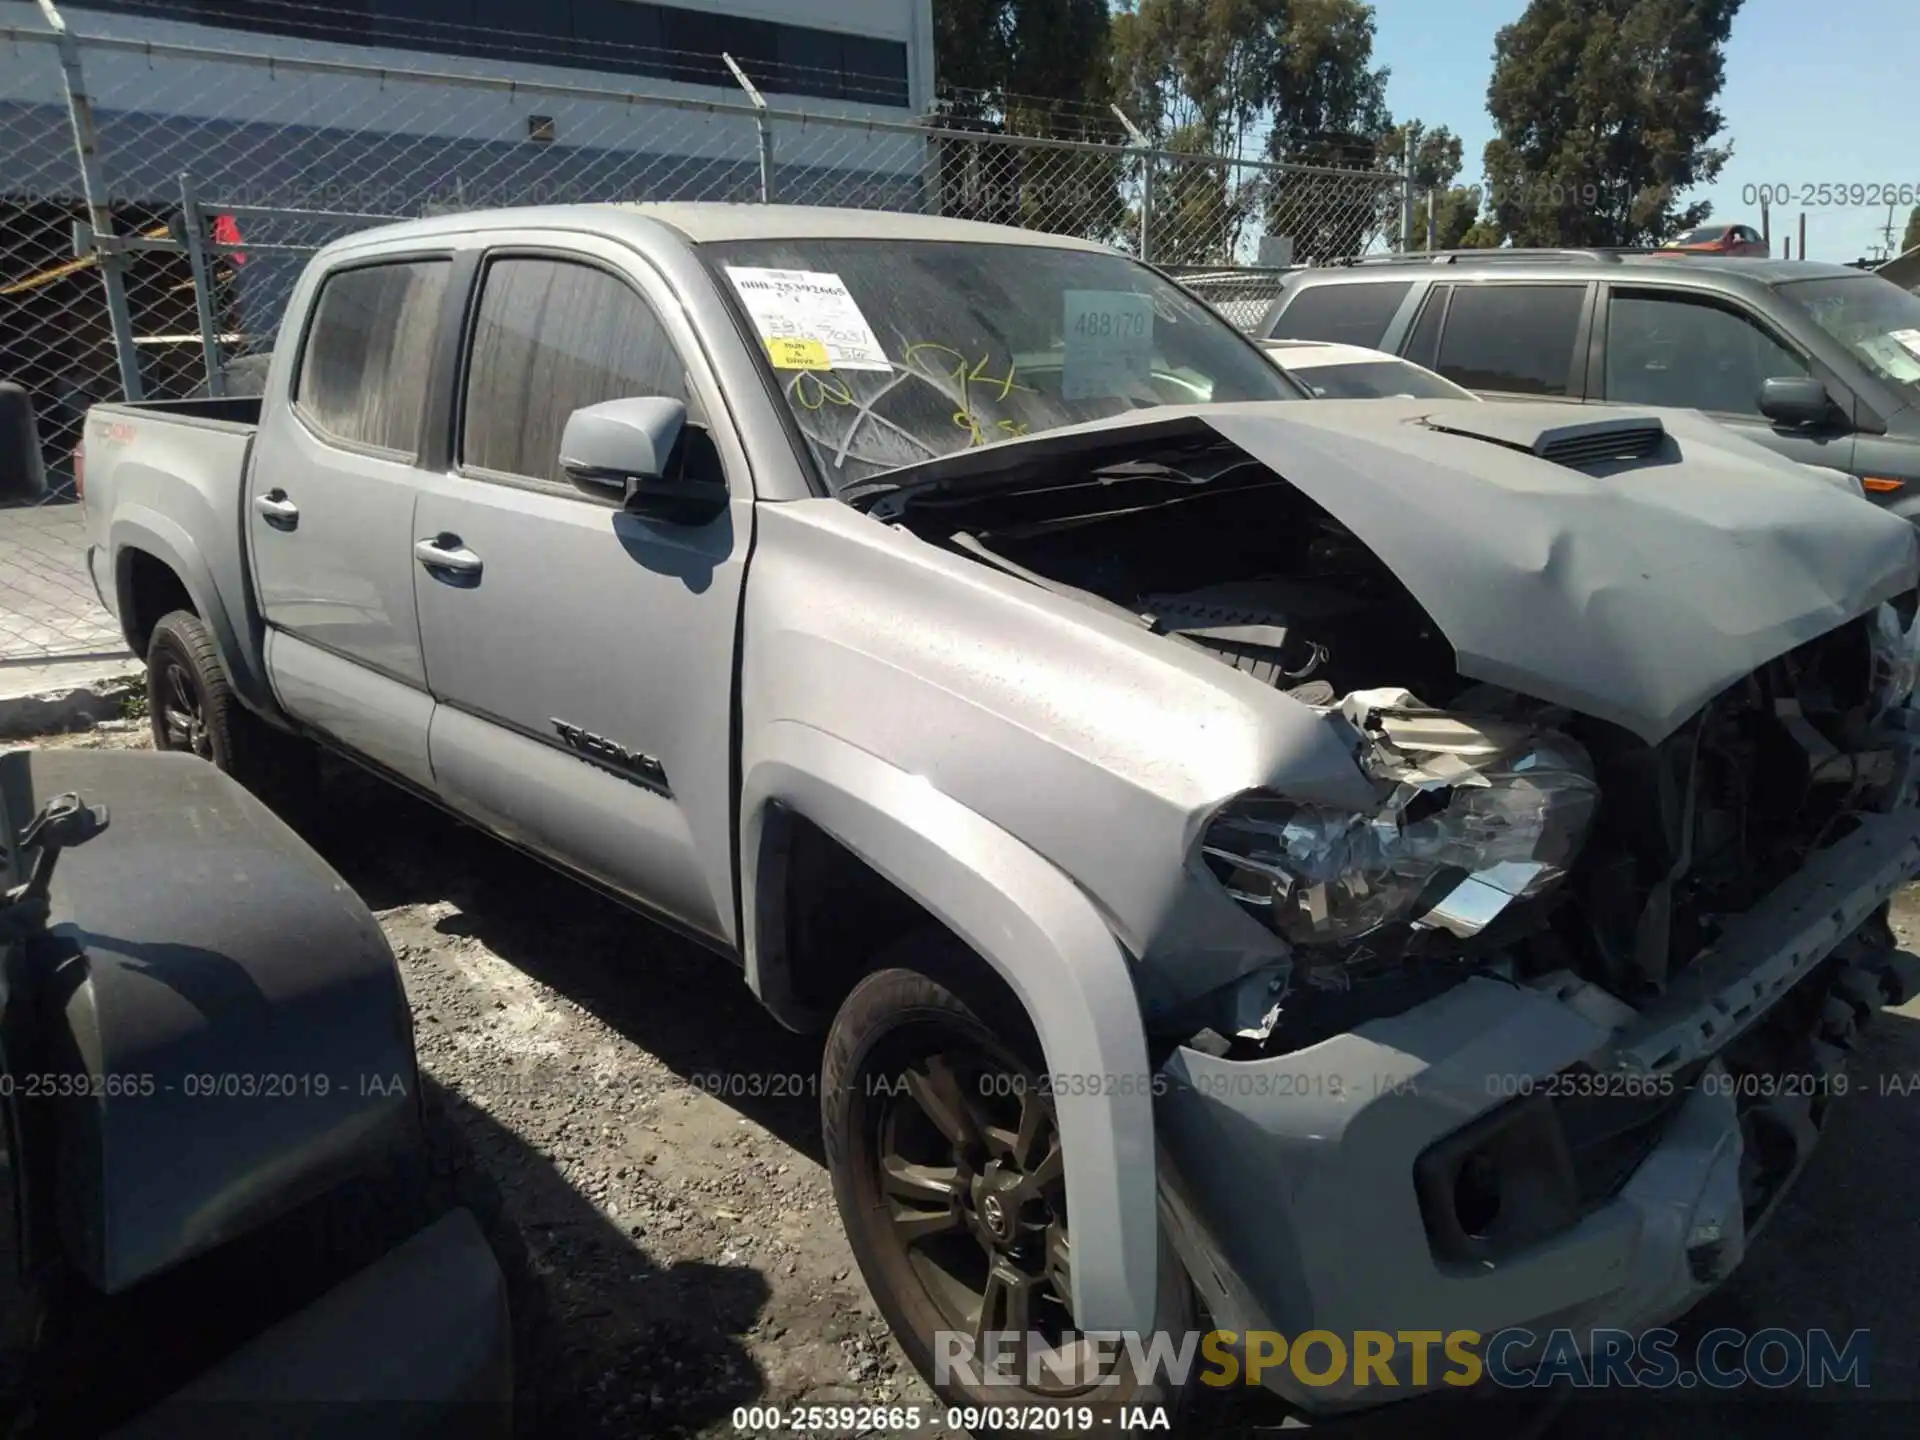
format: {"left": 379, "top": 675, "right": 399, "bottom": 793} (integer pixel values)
{"left": 414, "top": 535, "right": 483, "bottom": 578}
{"left": 253, "top": 490, "right": 299, "bottom": 527}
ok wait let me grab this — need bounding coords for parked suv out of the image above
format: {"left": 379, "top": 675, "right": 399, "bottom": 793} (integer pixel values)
{"left": 1256, "top": 249, "right": 1920, "bottom": 520}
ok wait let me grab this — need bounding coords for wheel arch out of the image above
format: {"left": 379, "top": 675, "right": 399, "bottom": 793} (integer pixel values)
{"left": 741, "top": 720, "right": 1161, "bottom": 1336}
{"left": 108, "top": 508, "right": 275, "bottom": 715}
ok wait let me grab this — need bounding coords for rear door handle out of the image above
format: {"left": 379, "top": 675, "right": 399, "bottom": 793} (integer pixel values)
{"left": 414, "top": 534, "right": 483, "bottom": 579}
{"left": 253, "top": 490, "right": 299, "bottom": 527}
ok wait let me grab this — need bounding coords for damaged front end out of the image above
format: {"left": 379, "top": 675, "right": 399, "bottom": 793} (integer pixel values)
{"left": 877, "top": 401, "right": 1920, "bottom": 1407}
{"left": 1154, "top": 606, "right": 1920, "bottom": 1410}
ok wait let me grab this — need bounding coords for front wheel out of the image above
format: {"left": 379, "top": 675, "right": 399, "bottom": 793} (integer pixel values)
{"left": 822, "top": 941, "right": 1190, "bottom": 1429}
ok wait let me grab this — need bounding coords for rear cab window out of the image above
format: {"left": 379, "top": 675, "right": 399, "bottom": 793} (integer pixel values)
{"left": 1432, "top": 283, "right": 1587, "bottom": 396}
{"left": 293, "top": 259, "right": 449, "bottom": 455}
{"left": 1266, "top": 281, "right": 1414, "bottom": 349}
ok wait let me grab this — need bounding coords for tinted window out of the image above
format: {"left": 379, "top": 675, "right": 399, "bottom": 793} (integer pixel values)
{"left": 462, "top": 258, "right": 688, "bottom": 484}
{"left": 1268, "top": 281, "right": 1412, "bottom": 347}
{"left": 1605, "top": 290, "right": 1808, "bottom": 413}
{"left": 1402, "top": 285, "right": 1448, "bottom": 369}
{"left": 1434, "top": 283, "right": 1585, "bottom": 395}
{"left": 294, "top": 259, "right": 448, "bottom": 453}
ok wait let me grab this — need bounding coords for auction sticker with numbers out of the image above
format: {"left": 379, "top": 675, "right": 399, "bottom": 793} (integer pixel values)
{"left": 723, "top": 267, "right": 892, "bottom": 372}
{"left": 1061, "top": 290, "right": 1154, "bottom": 400}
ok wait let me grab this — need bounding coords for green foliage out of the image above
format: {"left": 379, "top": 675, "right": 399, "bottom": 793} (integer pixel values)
{"left": 930, "top": 1, "right": 1128, "bottom": 244}
{"left": 1109, "top": 0, "right": 1396, "bottom": 263}
{"left": 1903, "top": 205, "right": 1920, "bottom": 256}
{"left": 1483, "top": 0, "right": 1744, "bottom": 247}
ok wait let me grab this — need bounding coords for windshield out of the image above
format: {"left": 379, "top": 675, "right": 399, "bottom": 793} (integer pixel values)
{"left": 703, "top": 238, "right": 1299, "bottom": 489}
{"left": 1779, "top": 275, "right": 1920, "bottom": 398}
{"left": 1279, "top": 357, "right": 1476, "bottom": 402}
{"left": 1673, "top": 226, "right": 1728, "bottom": 245}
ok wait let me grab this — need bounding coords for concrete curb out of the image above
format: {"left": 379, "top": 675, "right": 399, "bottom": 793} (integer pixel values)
{"left": 0, "top": 660, "right": 145, "bottom": 740}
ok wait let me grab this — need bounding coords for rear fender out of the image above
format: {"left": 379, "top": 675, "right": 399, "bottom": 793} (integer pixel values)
{"left": 109, "top": 506, "right": 274, "bottom": 715}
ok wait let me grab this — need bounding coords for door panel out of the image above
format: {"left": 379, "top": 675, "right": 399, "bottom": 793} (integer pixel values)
{"left": 413, "top": 245, "right": 749, "bottom": 944}
{"left": 413, "top": 486, "right": 744, "bottom": 938}
{"left": 250, "top": 256, "right": 448, "bottom": 788}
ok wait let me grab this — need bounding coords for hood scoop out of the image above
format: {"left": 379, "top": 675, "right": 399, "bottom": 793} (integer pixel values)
{"left": 1423, "top": 408, "right": 1669, "bottom": 472}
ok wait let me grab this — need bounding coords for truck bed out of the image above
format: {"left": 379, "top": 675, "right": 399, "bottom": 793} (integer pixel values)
{"left": 81, "top": 397, "right": 263, "bottom": 694}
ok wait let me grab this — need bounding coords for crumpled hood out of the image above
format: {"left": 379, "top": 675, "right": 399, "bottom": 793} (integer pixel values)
{"left": 884, "top": 398, "right": 1920, "bottom": 742}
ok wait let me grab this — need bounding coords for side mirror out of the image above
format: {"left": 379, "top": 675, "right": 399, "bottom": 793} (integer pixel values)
{"left": 559, "top": 396, "right": 726, "bottom": 525}
{"left": 1759, "top": 375, "right": 1836, "bottom": 429}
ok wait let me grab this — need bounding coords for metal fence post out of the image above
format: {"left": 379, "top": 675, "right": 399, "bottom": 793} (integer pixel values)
{"left": 1400, "top": 131, "right": 1416, "bottom": 253}
{"left": 723, "top": 53, "right": 774, "bottom": 202}
{"left": 1110, "top": 106, "right": 1153, "bottom": 261}
{"left": 40, "top": 0, "right": 143, "bottom": 401}
{"left": 178, "top": 173, "right": 225, "bottom": 397}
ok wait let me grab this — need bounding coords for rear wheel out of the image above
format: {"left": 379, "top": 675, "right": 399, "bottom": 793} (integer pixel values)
{"left": 145, "top": 609, "right": 313, "bottom": 809}
{"left": 823, "top": 937, "right": 1190, "bottom": 1429}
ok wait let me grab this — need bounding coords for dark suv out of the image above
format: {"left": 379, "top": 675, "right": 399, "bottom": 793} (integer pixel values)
{"left": 1255, "top": 250, "right": 1920, "bottom": 520}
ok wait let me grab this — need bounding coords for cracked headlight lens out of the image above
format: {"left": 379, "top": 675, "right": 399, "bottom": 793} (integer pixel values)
{"left": 1869, "top": 600, "right": 1920, "bottom": 714}
{"left": 1200, "top": 697, "right": 1599, "bottom": 947}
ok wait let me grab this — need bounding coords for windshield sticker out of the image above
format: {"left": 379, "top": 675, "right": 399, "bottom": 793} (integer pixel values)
{"left": 1864, "top": 334, "right": 1920, "bottom": 382}
{"left": 723, "top": 267, "right": 892, "bottom": 372}
{"left": 1061, "top": 290, "right": 1154, "bottom": 400}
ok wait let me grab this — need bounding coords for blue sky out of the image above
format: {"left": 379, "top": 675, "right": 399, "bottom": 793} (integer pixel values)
{"left": 1370, "top": 0, "right": 1916, "bottom": 261}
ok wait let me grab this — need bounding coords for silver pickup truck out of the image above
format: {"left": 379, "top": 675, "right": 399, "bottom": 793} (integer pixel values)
{"left": 79, "top": 202, "right": 1920, "bottom": 1414}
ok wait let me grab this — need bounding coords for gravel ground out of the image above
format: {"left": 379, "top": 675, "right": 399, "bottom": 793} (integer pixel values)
{"left": 21, "top": 722, "right": 1920, "bottom": 1439}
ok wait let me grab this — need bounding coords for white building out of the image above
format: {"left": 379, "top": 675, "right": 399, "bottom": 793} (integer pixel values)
{"left": 2, "top": 1, "right": 939, "bottom": 215}
{"left": 0, "top": 0, "right": 937, "bottom": 431}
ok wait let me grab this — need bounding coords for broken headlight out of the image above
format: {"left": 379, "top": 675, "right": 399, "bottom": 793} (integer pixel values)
{"left": 1869, "top": 600, "right": 1920, "bottom": 715}
{"left": 1200, "top": 690, "right": 1600, "bottom": 947}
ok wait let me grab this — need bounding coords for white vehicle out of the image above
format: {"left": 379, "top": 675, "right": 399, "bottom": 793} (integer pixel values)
{"left": 1261, "top": 338, "right": 1480, "bottom": 401}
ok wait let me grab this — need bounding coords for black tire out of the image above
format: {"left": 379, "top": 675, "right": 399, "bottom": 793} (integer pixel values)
{"left": 823, "top": 933, "right": 1191, "bottom": 1433}
{"left": 145, "top": 609, "right": 313, "bottom": 809}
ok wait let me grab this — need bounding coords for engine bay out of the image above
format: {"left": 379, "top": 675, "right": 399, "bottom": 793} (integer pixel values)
{"left": 903, "top": 451, "right": 1920, "bottom": 1042}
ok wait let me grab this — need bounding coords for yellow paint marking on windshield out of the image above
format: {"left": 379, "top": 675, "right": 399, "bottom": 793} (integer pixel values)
{"left": 790, "top": 371, "right": 855, "bottom": 410}
{"left": 901, "top": 342, "right": 1037, "bottom": 447}
{"left": 766, "top": 336, "right": 833, "bottom": 370}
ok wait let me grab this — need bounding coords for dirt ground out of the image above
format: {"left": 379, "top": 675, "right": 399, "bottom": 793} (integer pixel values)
{"left": 21, "top": 723, "right": 1920, "bottom": 1439}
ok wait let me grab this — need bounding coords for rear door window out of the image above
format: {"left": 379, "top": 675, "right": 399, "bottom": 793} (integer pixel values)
{"left": 1433, "top": 283, "right": 1586, "bottom": 396}
{"left": 1267, "top": 281, "right": 1413, "bottom": 348}
{"left": 293, "top": 259, "right": 449, "bottom": 454}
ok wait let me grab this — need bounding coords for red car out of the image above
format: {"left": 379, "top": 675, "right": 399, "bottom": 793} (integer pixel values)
{"left": 1657, "top": 222, "right": 1770, "bottom": 257}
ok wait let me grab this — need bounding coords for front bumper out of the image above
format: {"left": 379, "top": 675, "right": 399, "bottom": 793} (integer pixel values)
{"left": 1154, "top": 804, "right": 1920, "bottom": 1414}
{"left": 106, "top": 1207, "right": 512, "bottom": 1439}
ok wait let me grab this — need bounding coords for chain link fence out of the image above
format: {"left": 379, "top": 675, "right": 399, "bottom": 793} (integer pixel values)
{"left": 1, "top": 7, "right": 1406, "bottom": 660}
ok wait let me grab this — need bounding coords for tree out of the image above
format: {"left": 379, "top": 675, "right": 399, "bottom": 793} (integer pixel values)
{"left": 1259, "top": 0, "right": 1395, "bottom": 261}
{"left": 930, "top": 2, "right": 1127, "bottom": 241}
{"left": 1108, "top": 0, "right": 1397, "bottom": 264}
{"left": 1903, "top": 205, "right": 1920, "bottom": 256}
{"left": 1482, "top": 0, "right": 1744, "bottom": 247}
{"left": 1381, "top": 120, "right": 1470, "bottom": 249}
